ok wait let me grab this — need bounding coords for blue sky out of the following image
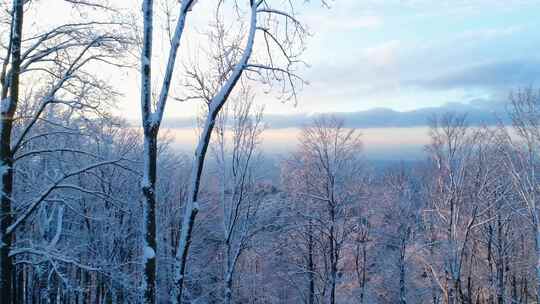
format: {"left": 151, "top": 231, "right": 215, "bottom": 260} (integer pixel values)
{"left": 288, "top": 0, "right": 540, "bottom": 114}
{"left": 106, "top": 0, "right": 540, "bottom": 159}
{"left": 110, "top": 0, "right": 540, "bottom": 122}
{"left": 26, "top": 0, "right": 540, "bottom": 159}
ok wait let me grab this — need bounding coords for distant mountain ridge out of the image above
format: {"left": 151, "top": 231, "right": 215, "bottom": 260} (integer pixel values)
{"left": 160, "top": 100, "right": 509, "bottom": 129}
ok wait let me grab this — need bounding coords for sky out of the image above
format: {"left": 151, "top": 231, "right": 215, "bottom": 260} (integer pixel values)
{"left": 124, "top": 0, "right": 540, "bottom": 160}
{"left": 289, "top": 0, "right": 540, "bottom": 114}
{"left": 111, "top": 0, "right": 540, "bottom": 122}
{"left": 41, "top": 0, "right": 540, "bottom": 159}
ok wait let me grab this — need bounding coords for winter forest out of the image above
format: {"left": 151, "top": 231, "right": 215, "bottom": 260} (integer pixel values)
{"left": 1, "top": 0, "right": 540, "bottom": 303}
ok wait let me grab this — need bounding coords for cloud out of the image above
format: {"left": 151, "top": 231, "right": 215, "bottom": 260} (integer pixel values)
{"left": 362, "top": 0, "right": 539, "bottom": 12}
{"left": 458, "top": 26, "right": 523, "bottom": 41}
{"left": 328, "top": 15, "right": 383, "bottom": 31}
{"left": 303, "top": 1, "right": 383, "bottom": 31}
{"left": 363, "top": 40, "right": 400, "bottom": 68}
{"left": 407, "top": 59, "right": 540, "bottom": 91}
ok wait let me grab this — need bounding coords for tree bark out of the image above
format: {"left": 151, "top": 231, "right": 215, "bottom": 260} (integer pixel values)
{"left": 399, "top": 237, "right": 407, "bottom": 304}
{"left": 308, "top": 220, "right": 315, "bottom": 304}
{"left": 142, "top": 133, "right": 158, "bottom": 304}
{"left": 0, "top": 1, "right": 23, "bottom": 302}
{"left": 140, "top": 1, "right": 157, "bottom": 302}
{"left": 535, "top": 223, "right": 540, "bottom": 304}
{"left": 171, "top": 3, "right": 258, "bottom": 302}
{"left": 329, "top": 206, "right": 336, "bottom": 304}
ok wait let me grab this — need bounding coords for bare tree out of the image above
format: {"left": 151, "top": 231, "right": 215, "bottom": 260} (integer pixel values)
{"left": 422, "top": 114, "right": 503, "bottom": 304}
{"left": 171, "top": 1, "right": 313, "bottom": 302}
{"left": 503, "top": 87, "right": 540, "bottom": 303}
{"left": 211, "top": 88, "right": 265, "bottom": 304}
{"left": 380, "top": 165, "right": 422, "bottom": 304}
{"left": 0, "top": 1, "right": 129, "bottom": 302}
{"left": 293, "top": 115, "right": 363, "bottom": 304}
{"left": 138, "top": 0, "right": 195, "bottom": 302}
{"left": 280, "top": 152, "right": 324, "bottom": 304}
{"left": 11, "top": 114, "right": 142, "bottom": 303}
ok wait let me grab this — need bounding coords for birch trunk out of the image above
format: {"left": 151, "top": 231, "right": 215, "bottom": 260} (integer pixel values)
{"left": 139, "top": 1, "right": 192, "bottom": 301}
{"left": 140, "top": 1, "right": 157, "bottom": 303}
{"left": 141, "top": 134, "right": 158, "bottom": 304}
{"left": 171, "top": 3, "right": 258, "bottom": 302}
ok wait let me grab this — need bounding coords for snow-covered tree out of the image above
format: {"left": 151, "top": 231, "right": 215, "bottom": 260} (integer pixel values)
{"left": 210, "top": 88, "right": 265, "bottom": 304}
{"left": 0, "top": 1, "right": 129, "bottom": 302}
{"left": 281, "top": 115, "right": 365, "bottom": 304}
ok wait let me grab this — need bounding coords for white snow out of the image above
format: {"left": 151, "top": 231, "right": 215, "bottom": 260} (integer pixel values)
{"left": 186, "top": 0, "right": 198, "bottom": 11}
{"left": 142, "top": 55, "right": 151, "bottom": 66}
{"left": 144, "top": 246, "right": 156, "bottom": 260}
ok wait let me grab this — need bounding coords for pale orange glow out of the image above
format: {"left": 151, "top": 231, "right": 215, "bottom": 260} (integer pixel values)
{"left": 165, "top": 127, "right": 432, "bottom": 159}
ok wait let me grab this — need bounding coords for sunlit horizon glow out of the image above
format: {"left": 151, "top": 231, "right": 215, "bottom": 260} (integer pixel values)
{"left": 165, "top": 127, "right": 431, "bottom": 160}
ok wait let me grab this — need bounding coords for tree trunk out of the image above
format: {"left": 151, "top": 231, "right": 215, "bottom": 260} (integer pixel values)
{"left": 171, "top": 3, "right": 257, "bottom": 301}
{"left": 399, "top": 238, "right": 407, "bottom": 304}
{"left": 172, "top": 113, "right": 216, "bottom": 303}
{"left": 224, "top": 241, "right": 233, "bottom": 304}
{"left": 140, "top": 0, "right": 157, "bottom": 302}
{"left": 496, "top": 216, "right": 505, "bottom": 304}
{"left": 535, "top": 224, "right": 540, "bottom": 304}
{"left": 0, "top": 1, "right": 23, "bottom": 302}
{"left": 308, "top": 220, "right": 315, "bottom": 304}
{"left": 329, "top": 207, "right": 336, "bottom": 304}
{"left": 224, "top": 270, "right": 233, "bottom": 304}
{"left": 359, "top": 243, "right": 367, "bottom": 304}
{"left": 141, "top": 133, "right": 158, "bottom": 304}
